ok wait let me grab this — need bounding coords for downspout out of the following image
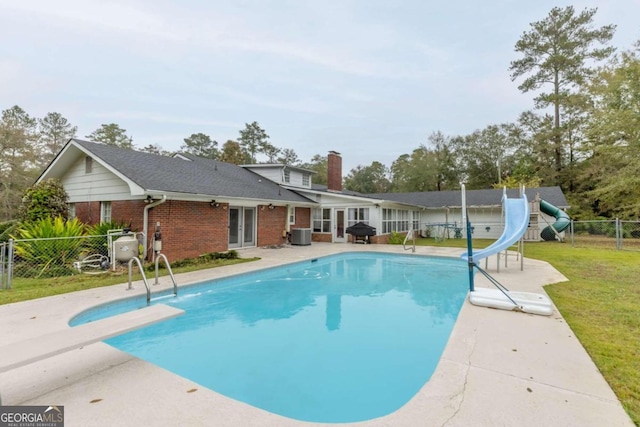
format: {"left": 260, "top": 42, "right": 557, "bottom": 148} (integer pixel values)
{"left": 285, "top": 204, "right": 291, "bottom": 241}
{"left": 143, "top": 195, "right": 166, "bottom": 260}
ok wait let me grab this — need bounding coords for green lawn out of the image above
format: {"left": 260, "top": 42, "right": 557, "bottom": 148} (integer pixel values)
{"left": 419, "top": 237, "right": 640, "bottom": 426}
{"left": 0, "top": 257, "right": 259, "bottom": 305}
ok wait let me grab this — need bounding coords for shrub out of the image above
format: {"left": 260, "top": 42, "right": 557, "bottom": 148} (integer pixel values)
{"left": 149, "top": 250, "right": 240, "bottom": 271}
{"left": 86, "top": 220, "right": 131, "bottom": 256}
{"left": 11, "top": 217, "right": 86, "bottom": 278}
{"left": 0, "top": 220, "right": 19, "bottom": 243}
{"left": 387, "top": 231, "right": 404, "bottom": 245}
{"left": 19, "top": 178, "right": 69, "bottom": 223}
{"left": 86, "top": 221, "right": 132, "bottom": 236}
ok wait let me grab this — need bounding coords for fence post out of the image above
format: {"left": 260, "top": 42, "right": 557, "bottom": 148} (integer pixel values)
{"left": 7, "top": 239, "right": 14, "bottom": 289}
{"left": 570, "top": 220, "right": 574, "bottom": 248}
{"left": 615, "top": 218, "right": 621, "bottom": 250}
{"left": 0, "top": 243, "right": 4, "bottom": 289}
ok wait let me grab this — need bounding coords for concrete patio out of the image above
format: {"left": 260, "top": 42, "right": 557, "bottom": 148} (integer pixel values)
{"left": 0, "top": 243, "right": 634, "bottom": 426}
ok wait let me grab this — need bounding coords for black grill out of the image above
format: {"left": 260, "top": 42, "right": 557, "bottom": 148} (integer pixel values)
{"left": 345, "top": 222, "right": 376, "bottom": 244}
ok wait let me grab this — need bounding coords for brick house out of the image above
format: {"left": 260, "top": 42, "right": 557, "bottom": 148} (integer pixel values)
{"left": 37, "top": 139, "right": 569, "bottom": 262}
{"left": 38, "top": 139, "right": 317, "bottom": 261}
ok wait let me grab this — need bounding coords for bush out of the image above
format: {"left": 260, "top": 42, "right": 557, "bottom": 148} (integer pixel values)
{"left": 387, "top": 232, "right": 404, "bottom": 245}
{"left": 11, "top": 217, "right": 86, "bottom": 278}
{"left": 19, "top": 178, "right": 69, "bottom": 223}
{"left": 86, "top": 220, "right": 131, "bottom": 256}
{"left": 86, "top": 220, "right": 131, "bottom": 236}
{"left": 0, "top": 220, "right": 19, "bottom": 243}
{"left": 146, "top": 250, "right": 240, "bottom": 272}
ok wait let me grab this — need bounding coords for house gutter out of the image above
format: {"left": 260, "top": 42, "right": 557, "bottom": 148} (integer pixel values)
{"left": 143, "top": 195, "right": 167, "bottom": 259}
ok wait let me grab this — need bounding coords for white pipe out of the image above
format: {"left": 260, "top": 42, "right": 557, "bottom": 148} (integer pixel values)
{"left": 143, "top": 195, "right": 166, "bottom": 259}
{"left": 461, "top": 184, "right": 467, "bottom": 227}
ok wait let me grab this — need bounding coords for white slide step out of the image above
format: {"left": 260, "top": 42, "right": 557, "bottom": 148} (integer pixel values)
{"left": 469, "top": 287, "right": 553, "bottom": 316}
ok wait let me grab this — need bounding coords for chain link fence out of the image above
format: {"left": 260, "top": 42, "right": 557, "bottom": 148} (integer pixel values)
{"left": 1, "top": 233, "right": 145, "bottom": 289}
{"left": 420, "top": 219, "right": 640, "bottom": 252}
{"left": 570, "top": 219, "right": 640, "bottom": 251}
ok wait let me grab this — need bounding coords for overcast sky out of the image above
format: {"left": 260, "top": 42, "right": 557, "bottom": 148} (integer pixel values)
{"left": 1, "top": 0, "right": 639, "bottom": 173}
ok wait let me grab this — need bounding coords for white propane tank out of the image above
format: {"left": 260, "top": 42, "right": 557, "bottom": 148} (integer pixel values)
{"left": 114, "top": 234, "right": 138, "bottom": 261}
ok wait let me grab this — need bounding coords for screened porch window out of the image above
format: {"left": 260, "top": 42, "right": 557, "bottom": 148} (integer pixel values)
{"left": 347, "top": 207, "right": 369, "bottom": 227}
{"left": 313, "top": 208, "right": 331, "bottom": 232}
{"left": 382, "top": 208, "right": 417, "bottom": 233}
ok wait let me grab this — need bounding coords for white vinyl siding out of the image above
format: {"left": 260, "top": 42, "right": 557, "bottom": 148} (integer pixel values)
{"left": 61, "top": 156, "right": 136, "bottom": 202}
{"left": 242, "top": 165, "right": 312, "bottom": 188}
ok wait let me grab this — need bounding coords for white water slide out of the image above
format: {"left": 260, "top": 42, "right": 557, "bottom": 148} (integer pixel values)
{"left": 461, "top": 189, "right": 553, "bottom": 316}
{"left": 460, "top": 193, "right": 530, "bottom": 262}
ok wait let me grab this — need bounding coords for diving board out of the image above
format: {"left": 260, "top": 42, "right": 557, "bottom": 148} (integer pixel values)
{"left": 0, "top": 304, "right": 184, "bottom": 373}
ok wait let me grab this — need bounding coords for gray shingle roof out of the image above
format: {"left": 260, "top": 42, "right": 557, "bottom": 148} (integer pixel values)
{"left": 366, "top": 187, "right": 569, "bottom": 209}
{"left": 72, "top": 139, "right": 315, "bottom": 204}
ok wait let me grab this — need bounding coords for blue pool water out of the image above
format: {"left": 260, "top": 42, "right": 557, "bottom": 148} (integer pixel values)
{"left": 71, "top": 252, "right": 469, "bottom": 423}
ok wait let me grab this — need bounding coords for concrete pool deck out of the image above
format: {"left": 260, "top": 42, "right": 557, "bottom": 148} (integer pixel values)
{"left": 0, "top": 243, "right": 634, "bottom": 427}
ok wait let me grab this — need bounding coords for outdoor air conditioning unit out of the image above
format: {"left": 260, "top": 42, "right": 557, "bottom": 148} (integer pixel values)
{"left": 291, "top": 228, "right": 311, "bottom": 246}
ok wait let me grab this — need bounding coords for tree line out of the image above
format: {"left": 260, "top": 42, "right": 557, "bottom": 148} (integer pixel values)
{"left": 1, "top": 6, "right": 639, "bottom": 222}
{"left": 0, "top": 112, "right": 312, "bottom": 222}
{"left": 344, "top": 6, "right": 639, "bottom": 220}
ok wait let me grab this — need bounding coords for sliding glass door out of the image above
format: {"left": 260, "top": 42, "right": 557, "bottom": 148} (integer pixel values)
{"left": 228, "top": 207, "right": 256, "bottom": 248}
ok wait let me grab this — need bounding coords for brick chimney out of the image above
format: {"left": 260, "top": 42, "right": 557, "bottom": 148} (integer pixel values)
{"left": 327, "top": 151, "right": 343, "bottom": 192}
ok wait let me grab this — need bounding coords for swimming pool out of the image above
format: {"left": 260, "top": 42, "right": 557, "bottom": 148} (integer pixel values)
{"left": 71, "top": 252, "right": 469, "bottom": 423}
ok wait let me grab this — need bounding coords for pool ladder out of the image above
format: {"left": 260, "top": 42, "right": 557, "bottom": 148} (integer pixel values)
{"left": 127, "top": 255, "right": 178, "bottom": 305}
{"left": 403, "top": 228, "right": 416, "bottom": 253}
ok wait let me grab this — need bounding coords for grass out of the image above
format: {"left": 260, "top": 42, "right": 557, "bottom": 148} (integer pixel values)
{"left": 418, "top": 237, "right": 640, "bottom": 426}
{"left": 0, "top": 257, "right": 260, "bottom": 305}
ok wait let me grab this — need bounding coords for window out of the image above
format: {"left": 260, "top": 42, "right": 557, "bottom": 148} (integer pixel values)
{"left": 85, "top": 156, "right": 93, "bottom": 174}
{"left": 347, "top": 207, "right": 369, "bottom": 227}
{"left": 382, "top": 208, "right": 395, "bottom": 234}
{"left": 289, "top": 206, "right": 296, "bottom": 224}
{"left": 68, "top": 203, "right": 76, "bottom": 219}
{"left": 100, "top": 201, "right": 112, "bottom": 223}
{"left": 283, "top": 169, "right": 290, "bottom": 183}
{"left": 382, "top": 208, "right": 417, "bottom": 233}
{"left": 313, "top": 208, "right": 331, "bottom": 232}
{"left": 412, "top": 211, "right": 420, "bottom": 231}
{"left": 302, "top": 173, "right": 310, "bottom": 186}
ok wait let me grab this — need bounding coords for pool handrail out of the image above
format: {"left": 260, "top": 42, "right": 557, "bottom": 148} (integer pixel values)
{"left": 154, "top": 253, "right": 178, "bottom": 297}
{"left": 127, "top": 257, "right": 151, "bottom": 304}
{"left": 403, "top": 228, "right": 416, "bottom": 253}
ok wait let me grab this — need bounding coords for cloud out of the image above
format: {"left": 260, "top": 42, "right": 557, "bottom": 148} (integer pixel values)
{"left": 1, "top": 0, "right": 428, "bottom": 79}
{"left": 203, "top": 85, "right": 332, "bottom": 115}
{"left": 85, "top": 111, "right": 241, "bottom": 129}
{"left": 2, "top": 0, "right": 185, "bottom": 41}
